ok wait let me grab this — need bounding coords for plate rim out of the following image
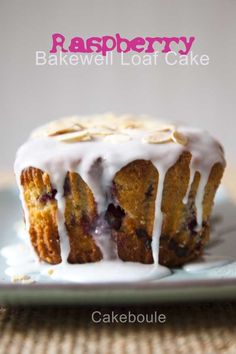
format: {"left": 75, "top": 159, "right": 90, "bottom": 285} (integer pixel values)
{"left": 1, "top": 278, "right": 236, "bottom": 305}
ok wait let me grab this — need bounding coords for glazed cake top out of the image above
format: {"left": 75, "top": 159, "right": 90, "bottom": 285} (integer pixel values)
{"left": 14, "top": 113, "right": 226, "bottom": 265}
{"left": 16, "top": 113, "right": 225, "bottom": 177}
{"left": 30, "top": 113, "right": 186, "bottom": 144}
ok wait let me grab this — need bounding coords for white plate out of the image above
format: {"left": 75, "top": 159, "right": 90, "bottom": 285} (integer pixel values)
{"left": 0, "top": 187, "right": 236, "bottom": 305}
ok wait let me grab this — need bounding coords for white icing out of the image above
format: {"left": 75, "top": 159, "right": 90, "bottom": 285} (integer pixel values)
{"left": 151, "top": 168, "right": 165, "bottom": 264}
{"left": 49, "top": 172, "right": 70, "bottom": 262}
{"left": 182, "top": 158, "right": 195, "bottom": 204}
{"left": 194, "top": 169, "right": 211, "bottom": 228}
{"left": 13, "top": 115, "right": 225, "bottom": 278}
{"left": 48, "top": 262, "right": 170, "bottom": 283}
{"left": 183, "top": 255, "right": 233, "bottom": 273}
{"left": 0, "top": 238, "right": 171, "bottom": 283}
{"left": 92, "top": 219, "right": 117, "bottom": 260}
{"left": 181, "top": 128, "right": 225, "bottom": 226}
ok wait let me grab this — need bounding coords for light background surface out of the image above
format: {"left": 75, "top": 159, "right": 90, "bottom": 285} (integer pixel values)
{"left": 0, "top": 0, "right": 235, "bottom": 169}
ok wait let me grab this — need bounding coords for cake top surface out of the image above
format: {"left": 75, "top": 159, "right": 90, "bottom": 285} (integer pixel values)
{"left": 15, "top": 113, "right": 225, "bottom": 178}
{"left": 31, "top": 112, "right": 187, "bottom": 145}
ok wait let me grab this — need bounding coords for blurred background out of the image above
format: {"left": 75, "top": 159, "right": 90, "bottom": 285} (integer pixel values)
{"left": 0, "top": 0, "right": 235, "bottom": 170}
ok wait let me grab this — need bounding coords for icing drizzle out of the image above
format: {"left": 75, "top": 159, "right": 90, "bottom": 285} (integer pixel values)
{"left": 14, "top": 114, "right": 225, "bottom": 272}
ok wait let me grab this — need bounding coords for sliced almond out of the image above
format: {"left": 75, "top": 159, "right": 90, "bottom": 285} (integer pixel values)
{"left": 157, "top": 124, "right": 175, "bottom": 132}
{"left": 54, "top": 130, "right": 92, "bottom": 143}
{"left": 120, "top": 120, "right": 144, "bottom": 130}
{"left": 48, "top": 123, "right": 84, "bottom": 137}
{"left": 103, "top": 133, "right": 131, "bottom": 143}
{"left": 142, "top": 130, "right": 172, "bottom": 144}
{"left": 87, "top": 126, "right": 115, "bottom": 137}
{"left": 171, "top": 130, "right": 188, "bottom": 146}
{"left": 31, "top": 117, "right": 85, "bottom": 138}
{"left": 84, "top": 113, "right": 118, "bottom": 129}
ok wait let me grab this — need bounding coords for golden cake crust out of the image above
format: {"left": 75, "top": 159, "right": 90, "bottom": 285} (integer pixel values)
{"left": 64, "top": 171, "right": 102, "bottom": 263}
{"left": 19, "top": 154, "right": 224, "bottom": 266}
{"left": 112, "top": 152, "right": 224, "bottom": 266}
{"left": 20, "top": 167, "right": 61, "bottom": 264}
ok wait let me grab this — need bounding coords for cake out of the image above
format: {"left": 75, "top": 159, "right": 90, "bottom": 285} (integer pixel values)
{"left": 14, "top": 113, "right": 225, "bottom": 267}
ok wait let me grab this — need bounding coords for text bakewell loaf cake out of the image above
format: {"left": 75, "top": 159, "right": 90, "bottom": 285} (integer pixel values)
{"left": 14, "top": 114, "right": 225, "bottom": 269}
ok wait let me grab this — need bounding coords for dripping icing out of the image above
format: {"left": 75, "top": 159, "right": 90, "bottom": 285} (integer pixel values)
{"left": 14, "top": 116, "right": 225, "bottom": 268}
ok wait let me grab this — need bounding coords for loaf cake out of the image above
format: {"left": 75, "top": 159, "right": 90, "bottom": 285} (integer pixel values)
{"left": 14, "top": 114, "right": 225, "bottom": 267}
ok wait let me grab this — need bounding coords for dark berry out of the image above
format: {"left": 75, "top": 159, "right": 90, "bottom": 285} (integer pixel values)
{"left": 145, "top": 184, "right": 154, "bottom": 198}
{"left": 145, "top": 239, "right": 152, "bottom": 250}
{"left": 63, "top": 177, "right": 71, "bottom": 196}
{"left": 195, "top": 242, "right": 202, "bottom": 251}
{"left": 81, "top": 214, "right": 91, "bottom": 233}
{"left": 169, "top": 238, "right": 188, "bottom": 257}
{"left": 136, "top": 228, "right": 149, "bottom": 239}
{"left": 175, "top": 246, "right": 189, "bottom": 258}
{"left": 104, "top": 204, "right": 125, "bottom": 230}
{"left": 188, "top": 217, "right": 197, "bottom": 232}
{"left": 70, "top": 214, "right": 77, "bottom": 227}
{"left": 38, "top": 189, "right": 57, "bottom": 203}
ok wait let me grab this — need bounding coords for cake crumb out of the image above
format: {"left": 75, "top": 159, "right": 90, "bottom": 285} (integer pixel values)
{"left": 11, "top": 275, "right": 35, "bottom": 284}
{"left": 47, "top": 268, "right": 54, "bottom": 276}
